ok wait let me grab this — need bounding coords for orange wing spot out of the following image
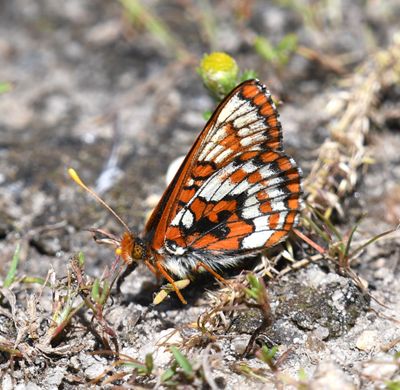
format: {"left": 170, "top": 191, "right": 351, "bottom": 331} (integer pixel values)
{"left": 222, "top": 122, "right": 235, "bottom": 135}
{"left": 194, "top": 219, "right": 254, "bottom": 250}
{"left": 212, "top": 200, "right": 237, "bottom": 214}
{"left": 257, "top": 191, "right": 269, "bottom": 201}
{"left": 266, "top": 230, "right": 287, "bottom": 246}
{"left": 190, "top": 197, "right": 207, "bottom": 220}
{"left": 287, "top": 182, "right": 300, "bottom": 194}
{"left": 227, "top": 214, "right": 240, "bottom": 223}
{"left": 248, "top": 171, "right": 262, "bottom": 184}
{"left": 260, "top": 150, "right": 280, "bottom": 164}
{"left": 269, "top": 141, "right": 280, "bottom": 149}
{"left": 230, "top": 168, "right": 248, "bottom": 184}
{"left": 206, "top": 200, "right": 236, "bottom": 223}
{"left": 192, "top": 234, "right": 220, "bottom": 248}
{"left": 226, "top": 220, "right": 254, "bottom": 237}
{"left": 267, "top": 116, "right": 278, "bottom": 127}
{"left": 260, "top": 102, "right": 274, "bottom": 117}
{"left": 207, "top": 200, "right": 236, "bottom": 223}
{"left": 283, "top": 211, "right": 297, "bottom": 231}
{"left": 194, "top": 179, "right": 205, "bottom": 187}
{"left": 277, "top": 157, "right": 292, "bottom": 171}
{"left": 260, "top": 200, "right": 272, "bottom": 213}
{"left": 204, "top": 203, "right": 214, "bottom": 215}
{"left": 165, "top": 226, "right": 186, "bottom": 246}
{"left": 286, "top": 170, "right": 299, "bottom": 180}
{"left": 253, "top": 93, "right": 268, "bottom": 106}
{"left": 269, "top": 213, "right": 280, "bottom": 229}
{"left": 180, "top": 188, "right": 196, "bottom": 203}
{"left": 208, "top": 212, "right": 219, "bottom": 223}
{"left": 192, "top": 163, "right": 215, "bottom": 179}
{"left": 265, "top": 127, "right": 280, "bottom": 142}
{"left": 287, "top": 197, "right": 299, "bottom": 210}
{"left": 206, "top": 237, "right": 241, "bottom": 251}
{"left": 220, "top": 123, "right": 239, "bottom": 146}
{"left": 221, "top": 134, "right": 240, "bottom": 148}
{"left": 242, "top": 84, "right": 260, "bottom": 99}
{"left": 239, "top": 150, "right": 259, "bottom": 161}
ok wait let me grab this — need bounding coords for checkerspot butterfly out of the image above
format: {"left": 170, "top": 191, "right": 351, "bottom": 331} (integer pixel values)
{"left": 71, "top": 79, "right": 302, "bottom": 304}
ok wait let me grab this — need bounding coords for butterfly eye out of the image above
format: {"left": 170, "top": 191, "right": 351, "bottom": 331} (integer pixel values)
{"left": 132, "top": 242, "right": 145, "bottom": 260}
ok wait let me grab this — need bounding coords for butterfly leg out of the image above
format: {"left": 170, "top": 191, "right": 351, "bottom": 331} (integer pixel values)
{"left": 155, "top": 260, "right": 188, "bottom": 304}
{"left": 144, "top": 260, "right": 159, "bottom": 277}
{"left": 116, "top": 262, "right": 138, "bottom": 293}
{"left": 195, "top": 261, "right": 227, "bottom": 284}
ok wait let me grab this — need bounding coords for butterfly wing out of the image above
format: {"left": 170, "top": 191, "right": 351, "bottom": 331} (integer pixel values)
{"left": 145, "top": 79, "right": 288, "bottom": 251}
{"left": 164, "top": 148, "right": 301, "bottom": 256}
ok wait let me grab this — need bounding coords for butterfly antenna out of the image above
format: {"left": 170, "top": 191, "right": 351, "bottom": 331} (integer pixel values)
{"left": 68, "top": 168, "right": 132, "bottom": 234}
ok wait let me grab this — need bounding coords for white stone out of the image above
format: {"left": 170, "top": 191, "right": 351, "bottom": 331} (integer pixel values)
{"left": 310, "top": 362, "right": 355, "bottom": 390}
{"left": 356, "top": 330, "right": 379, "bottom": 351}
{"left": 1, "top": 374, "right": 13, "bottom": 390}
{"left": 15, "top": 383, "right": 41, "bottom": 390}
{"left": 362, "top": 360, "right": 398, "bottom": 380}
{"left": 156, "top": 328, "right": 184, "bottom": 346}
{"left": 230, "top": 335, "right": 251, "bottom": 355}
{"left": 84, "top": 362, "right": 107, "bottom": 379}
{"left": 166, "top": 155, "right": 185, "bottom": 185}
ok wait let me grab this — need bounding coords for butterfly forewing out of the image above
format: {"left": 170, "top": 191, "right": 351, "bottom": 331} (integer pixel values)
{"left": 145, "top": 80, "right": 288, "bottom": 252}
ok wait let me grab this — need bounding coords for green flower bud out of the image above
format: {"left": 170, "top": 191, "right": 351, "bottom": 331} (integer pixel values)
{"left": 198, "top": 52, "right": 239, "bottom": 99}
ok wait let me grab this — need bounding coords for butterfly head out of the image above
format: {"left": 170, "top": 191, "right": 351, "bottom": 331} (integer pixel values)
{"left": 118, "top": 231, "right": 148, "bottom": 264}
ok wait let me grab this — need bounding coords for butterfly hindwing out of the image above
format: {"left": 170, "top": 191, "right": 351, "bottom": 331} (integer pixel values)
{"left": 164, "top": 148, "right": 301, "bottom": 255}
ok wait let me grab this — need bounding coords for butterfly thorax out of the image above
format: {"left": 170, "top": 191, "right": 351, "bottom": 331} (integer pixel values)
{"left": 119, "top": 231, "right": 149, "bottom": 264}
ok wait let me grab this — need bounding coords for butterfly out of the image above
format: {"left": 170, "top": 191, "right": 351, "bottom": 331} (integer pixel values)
{"left": 71, "top": 79, "right": 302, "bottom": 304}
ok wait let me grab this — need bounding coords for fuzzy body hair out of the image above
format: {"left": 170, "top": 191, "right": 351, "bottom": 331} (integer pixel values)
{"left": 159, "top": 249, "right": 258, "bottom": 278}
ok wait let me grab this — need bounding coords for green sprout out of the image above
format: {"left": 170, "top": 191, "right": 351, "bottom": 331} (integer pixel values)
{"left": 244, "top": 273, "right": 267, "bottom": 305}
{"left": 234, "top": 362, "right": 271, "bottom": 383}
{"left": 160, "top": 347, "right": 196, "bottom": 385}
{"left": 91, "top": 278, "right": 110, "bottom": 306}
{"left": 386, "top": 381, "right": 400, "bottom": 390}
{"left": 257, "top": 345, "right": 279, "bottom": 370}
{"left": 0, "top": 81, "right": 13, "bottom": 94}
{"left": 77, "top": 251, "right": 85, "bottom": 267}
{"left": 170, "top": 346, "right": 194, "bottom": 379}
{"left": 3, "top": 243, "right": 57, "bottom": 289}
{"left": 119, "top": 0, "right": 186, "bottom": 58}
{"left": 303, "top": 205, "right": 397, "bottom": 273}
{"left": 3, "top": 243, "right": 20, "bottom": 288}
{"left": 254, "top": 34, "right": 298, "bottom": 69}
{"left": 121, "top": 353, "right": 154, "bottom": 376}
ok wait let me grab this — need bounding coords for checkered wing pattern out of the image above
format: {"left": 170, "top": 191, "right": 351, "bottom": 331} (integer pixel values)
{"left": 146, "top": 79, "right": 301, "bottom": 256}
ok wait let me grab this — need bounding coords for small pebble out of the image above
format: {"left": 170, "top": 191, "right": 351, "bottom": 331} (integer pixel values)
{"left": 362, "top": 360, "right": 398, "bottom": 380}
{"left": 85, "top": 362, "right": 107, "bottom": 380}
{"left": 230, "top": 336, "right": 251, "bottom": 355}
{"left": 356, "top": 330, "right": 378, "bottom": 351}
{"left": 166, "top": 156, "right": 185, "bottom": 185}
{"left": 156, "top": 328, "right": 183, "bottom": 346}
{"left": 310, "top": 362, "right": 355, "bottom": 390}
{"left": 1, "top": 374, "right": 13, "bottom": 390}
